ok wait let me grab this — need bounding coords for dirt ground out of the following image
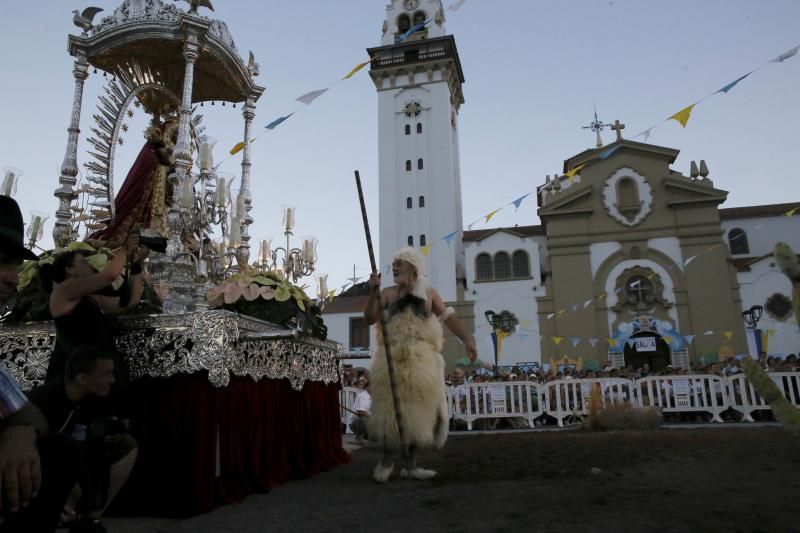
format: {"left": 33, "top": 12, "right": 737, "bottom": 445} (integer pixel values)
{"left": 104, "top": 426, "right": 798, "bottom": 533}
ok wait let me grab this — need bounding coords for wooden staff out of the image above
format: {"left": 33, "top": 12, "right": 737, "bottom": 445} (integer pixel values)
{"left": 354, "top": 170, "right": 409, "bottom": 464}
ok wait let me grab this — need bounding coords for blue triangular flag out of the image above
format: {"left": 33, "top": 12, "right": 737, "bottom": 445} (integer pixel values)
{"left": 399, "top": 21, "right": 429, "bottom": 42}
{"left": 266, "top": 113, "right": 294, "bottom": 130}
{"left": 511, "top": 193, "right": 531, "bottom": 211}
{"left": 599, "top": 146, "right": 619, "bottom": 160}
{"left": 443, "top": 231, "right": 458, "bottom": 246}
{"left": 716, "top": 73, "right": 750, "bottom": 94}
{"left": 570, "top": 336, "right": 581, "bottom": 348}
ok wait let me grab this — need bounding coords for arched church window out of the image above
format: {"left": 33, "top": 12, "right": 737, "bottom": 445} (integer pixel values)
{"left": 405, "top": 124, "right": 411, "bottom": 135}
{"left": 397, "top": 14, "right": 411, "bottom": 36}
{"left": 728, "top": 228, "right": 750, "bottom": 255}
{"left": 408, "top": 235, "right": 414, "bottom": 247}
{"left": 617, "top": 177, "right": 640, "bottom": 212}
{"left": 625, "top": 275, "right": 655, "bottom": 305}
{"left": 405, "top": 160, "right": 412, "bottom": 172}
{"left": 512, "top": 250, "right": 530, "bottom": 278}
{"left": 417, "top": 158, "right": 424, "bottom": 170}
{"left": 418, "top": 196, "right": 425, "bottom": 208}
{"left": 406, "top": 197, "right": 412, "bottom": 209}
{"left": 412, "top": 10, "right": 427, "bottom": 27}
{"left": 476, "top": 253, "right": 493, "bottom": 281}
{"left": 420, "top": 234, "right": 426, "bottom": 246}
{"left": 494, "top": 252, "right": 511, "bottom": 280}
{"left": 417, "top": 123, "right": 422, "bottom": 134}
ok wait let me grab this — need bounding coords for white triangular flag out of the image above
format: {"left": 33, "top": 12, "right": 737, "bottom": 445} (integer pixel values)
{"left": 772, "top": 45, "right": 799, "bottom": 63}
{"left": 295, "top": 88, "right": 329, "bottom": 105}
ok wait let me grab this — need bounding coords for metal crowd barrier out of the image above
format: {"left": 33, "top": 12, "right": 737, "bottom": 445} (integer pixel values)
{"left": 338, "top": 372, "right": 800, "bottom": 430}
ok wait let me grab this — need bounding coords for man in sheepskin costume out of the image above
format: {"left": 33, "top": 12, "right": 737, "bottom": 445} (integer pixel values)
{"left": 364, "top": 247, "right": 478, "bottom": 482}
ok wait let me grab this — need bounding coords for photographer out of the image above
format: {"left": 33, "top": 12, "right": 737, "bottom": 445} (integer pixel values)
{"left": 1, "top": 195, "right": 82, "bottom": 532}
{"left": 42, "top": 232, "right": 149, "bottom": 384}
{"left": 27, "top": 346, "right": 138, "bottom": 533}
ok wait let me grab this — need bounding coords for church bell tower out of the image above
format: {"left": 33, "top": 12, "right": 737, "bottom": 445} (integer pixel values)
{"left": 367, "top": 0, "right": 466, "bottom": 302}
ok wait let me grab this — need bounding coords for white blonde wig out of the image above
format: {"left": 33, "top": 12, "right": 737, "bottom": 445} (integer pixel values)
{"left": 393, "top": 246, "right": 429, "bottom": 301}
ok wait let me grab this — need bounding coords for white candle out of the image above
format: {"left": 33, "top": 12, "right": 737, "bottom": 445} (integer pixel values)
{"left": 199, "top": 143, "right": 213, "bottom": 170}
{"left": 230, "top": 220, "right": 241, "bottom": 247}
{"left": 29, "top": 216, "right": 41, "bottom": 242}
{"left": 262, "top": 239, "right": 271, "bottom": 263}
{"left": 282, "top": 206, "right": 295, "bottom": 232}
{"left": 317, "top": 274, "right": 328, "bottom": 299}
{"left": 1, "top": 171, "right": 15, "bottom": 196}
{"left": 218, "top": 238, "right": 227, "bottom": 259}
{"left": 215, "top": 178, "right": 226, "bottom": 207}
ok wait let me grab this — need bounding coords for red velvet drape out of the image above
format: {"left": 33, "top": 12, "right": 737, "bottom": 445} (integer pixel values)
{"left": 116, "top": 374, "right": 349, "bottom": 517}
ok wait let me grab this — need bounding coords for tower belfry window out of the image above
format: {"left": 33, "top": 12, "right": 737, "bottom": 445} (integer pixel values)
{"left": 408, "top": 235, "right": 414, "bottom": 246}
{"left": 420, "top": 234, "right": 426, "bottom": 246}
{"left": 406, "top": 197, "right": 412, "bottom": 209}
{"left": 405, "top": 124, "right": 411, "bottom": 135}
{"left": 405, "top": 160, "right": 412, "bottom": 171}
{"left": 417, "top": 158, "right": 424, "bottom": 170}
{"left": 417, "top": 123, "right": 422, "bottom": 134}
{"left": 418, "top": 196, "right": 425, "bottom": 208}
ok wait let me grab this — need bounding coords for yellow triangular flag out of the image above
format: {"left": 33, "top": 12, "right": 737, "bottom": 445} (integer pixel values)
{"left": 421, "top": 245, "right": 431, "bottom": 256}
{"left": 663, "top": 336, "right": 673, "bottom": 344}
{"left": 646, "top": 273, "right": 658, "bottom": 280}
{"left": 785, "top": 207, "right": 799, "bottom": 217}
{"left": 552, "top": 336, "right": 563, "bottom": 346}
{"left": 565, "top": 163, "right": 586, "bottom": 181}
{"left": 607, "top": 339, "right": 617, "bottom": 347}
{"left": 557, "top": 309, "right": 565, "bottom": 316}
{"left": 484, "top": 208, "right": 502, "bottom": 223}
{"left": 342, "top": 60, "right": 370, "bottom": 80}
{"left": 670, "top": 103, "right": 696, "bottom": 128}
{"left": 229, "top": 141, "right": 245, "bottom": 155}
{"left": 723, "top": 331, "right": 733, "bottom": 340}
{"left": 597, "top": 292, "right": 607, "bottom": 300}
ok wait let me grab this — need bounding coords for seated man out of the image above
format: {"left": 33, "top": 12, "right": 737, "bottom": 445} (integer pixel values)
{"left": 1, "top": 194, "right": 81, "bottom": 533}
{"left": 349, "top": 376, "right": 372, "bottom": 445}
{"left": 27, "top": 346, "right": 138, "bottom": 533}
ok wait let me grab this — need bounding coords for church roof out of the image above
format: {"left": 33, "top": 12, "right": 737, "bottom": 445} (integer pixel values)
{"left": 562, "top": 139, "right": 680, "bottom": 173}
{"left": 719, "top": 202, "right": 797, "bottom": 220}
{"left": 463, "top": 224, "right": 544, "bottom": 242}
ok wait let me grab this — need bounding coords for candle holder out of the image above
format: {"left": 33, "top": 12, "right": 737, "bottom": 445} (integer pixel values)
{"left": 1, "top": 167, "right": 23, "bottom": 197}
{"left": 252, "top": 207, "right": 318, "bottom": 283}
{"left": 26, "top": 211, "right": 49, "bottom": 250}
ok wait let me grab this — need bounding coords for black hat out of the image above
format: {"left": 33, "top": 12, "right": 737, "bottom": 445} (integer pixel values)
{"left": 0, "top": 195, "right": 38, "bottom": 261}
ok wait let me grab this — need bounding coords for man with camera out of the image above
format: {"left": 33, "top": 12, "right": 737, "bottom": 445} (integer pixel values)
{"left": 2, "top": 194, "right": 85, "bottom": 533}
{"left": 27, "top": 345, "right": 138, "bottom": 533}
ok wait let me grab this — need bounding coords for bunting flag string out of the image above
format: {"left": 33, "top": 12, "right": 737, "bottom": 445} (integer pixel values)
{"left": 511, "top": 193, "right": 531, "bottom": 211}
{"left": 633, "top": 43, "right": 799, "bottom": 141}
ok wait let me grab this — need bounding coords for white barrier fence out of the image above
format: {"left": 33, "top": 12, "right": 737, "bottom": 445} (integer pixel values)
{"left": 339, "top": 372, "right": 800, "bottom": 429}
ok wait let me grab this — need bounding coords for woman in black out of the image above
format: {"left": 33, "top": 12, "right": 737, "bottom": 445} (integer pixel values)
{"left": 42, "top": 236, "right": 148, "bottom": 384}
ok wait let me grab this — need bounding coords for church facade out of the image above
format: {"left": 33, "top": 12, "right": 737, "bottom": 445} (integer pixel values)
{"left": 323, "top": 0, "right": 800, "bottom": 371}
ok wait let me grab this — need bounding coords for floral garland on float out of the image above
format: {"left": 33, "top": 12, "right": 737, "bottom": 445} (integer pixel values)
{"left": 207, "top": 268, "right": 328, "bottom": 341}
{"left": 3, "top": 241, "right": 162, "bottom": 323}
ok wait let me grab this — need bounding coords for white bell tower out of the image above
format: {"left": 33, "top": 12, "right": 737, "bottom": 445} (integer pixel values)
{"left": 368, "top": 0, "right": 466, "bottom": 302}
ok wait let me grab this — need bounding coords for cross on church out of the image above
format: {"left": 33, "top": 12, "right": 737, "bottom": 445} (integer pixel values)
{"left": 628, "top": 278, "right": 649, "bottom": 302}
{"left": 610, "top": 120, "right": 625, "bottom": 141}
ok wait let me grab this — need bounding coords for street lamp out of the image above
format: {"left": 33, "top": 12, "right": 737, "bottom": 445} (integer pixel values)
{"left": 741, "top": 304, "right": 763, "bottom": 329}
{"left": 485, "top": 309, "right": 516, "bottom": 376}
{"left": 741, "top": 304, "right": 765, "bottom": 361}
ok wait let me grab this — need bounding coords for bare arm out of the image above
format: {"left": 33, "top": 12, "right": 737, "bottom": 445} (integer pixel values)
{"left": 430, "top": 288, "right": 478, "bottom": 362}
{"left": 95, "top": 246, "right": 150, "bottom": 314}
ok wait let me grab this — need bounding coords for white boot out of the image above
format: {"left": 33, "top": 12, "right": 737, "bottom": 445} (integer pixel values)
{"left": 399, "top": 467, "right": 437, "bottom": 480}
{"left": 373, "top": 462, "right": 394, "bottom": 483}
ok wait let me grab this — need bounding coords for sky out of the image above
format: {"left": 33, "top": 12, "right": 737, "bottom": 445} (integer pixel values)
{"left": 0, "top": 0, "right": 798, "bottom": 294}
